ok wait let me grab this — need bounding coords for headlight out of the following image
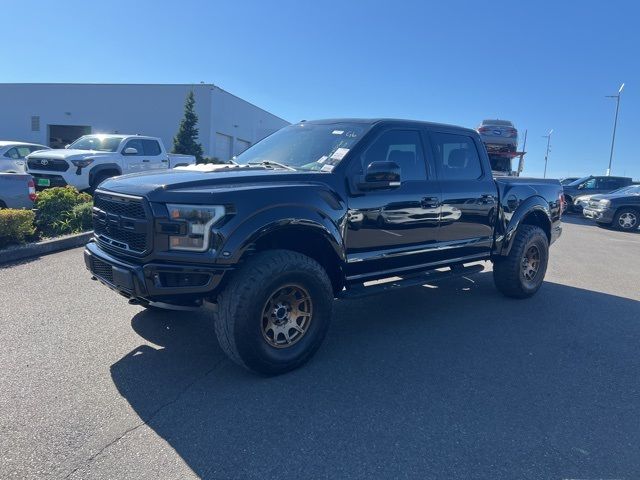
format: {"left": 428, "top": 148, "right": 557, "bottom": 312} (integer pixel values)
{"left": 167, "top": 204, "right": 225, "bottom": 252}
{"left": 598, "top": 199, "right": 611, "bottom": 208}
{"left": 71, "top": 158, "right": 94, "bottom": 168}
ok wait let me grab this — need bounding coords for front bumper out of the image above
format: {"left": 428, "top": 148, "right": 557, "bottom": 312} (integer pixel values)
{"left": 84, "top": 241, "right": 231, "bottom": 304}
{"left": 583, "top": 207, "right": 614, "bottom": 224}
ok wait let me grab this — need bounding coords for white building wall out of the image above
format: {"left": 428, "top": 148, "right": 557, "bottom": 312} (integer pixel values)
{"left": 209, "top": 87, "right": 289, "bottom": 160}
{"left": 0, "top": 83, "right": 288, "bottom": 158}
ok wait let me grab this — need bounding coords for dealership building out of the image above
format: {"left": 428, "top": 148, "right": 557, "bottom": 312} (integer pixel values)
{"left": 0, "top": 83, "right": 289, "bottom": 159}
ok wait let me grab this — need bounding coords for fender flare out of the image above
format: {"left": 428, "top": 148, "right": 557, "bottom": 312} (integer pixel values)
{"left": 497, "top": 195, "right": 552, "bottom": 257}
{"left": 88, "top": 163, "right": 122, "bottom": 186}
{"left": 217, "top": 205, "right": 345, "bottom": 266}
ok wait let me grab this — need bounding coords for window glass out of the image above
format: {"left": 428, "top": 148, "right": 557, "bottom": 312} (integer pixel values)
{"left": 430, "top": 132, "right": 482, "bottom": 180}
{"left": 29, "top": 145, "right": 46, "bottom": 153}
{"left": 360, "top": 130, "right": 426, "bottom": 181}
{"left": 123, "top": 139, "right": 144, "bottom": 156}
{"left": 16, "top": 147, "right": 31, "bottom": 158}
{"left": 4, "top": 148, "right": 20, "bottom": 159}
{"left": 142, "top": 139, "right": 161, "bottom": 156}
{"left": 581, "top": 178, "right": 597, "bottom": 189}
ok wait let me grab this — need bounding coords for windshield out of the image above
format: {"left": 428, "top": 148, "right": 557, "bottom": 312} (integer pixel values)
{"left": 69, "top": 135, "right": 124, "bottom": 152}
{"left": 566, "top": 176, "right": 591, "bottom": 187}
{"left": 611, "top": 185, "right": 640, "bottom": 195}
{"left": 234, "top": 122, "right": 368, "bottom": 171}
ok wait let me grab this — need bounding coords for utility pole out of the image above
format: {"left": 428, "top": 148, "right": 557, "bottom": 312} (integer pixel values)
{"left": 605, "top": 83, "right": 625, "bottom": 176}
{"left": 542, "top": 129, "right": 553, "bottom": 178}
{"left": 517, "top": 129, "right": 527, "bottom": 176}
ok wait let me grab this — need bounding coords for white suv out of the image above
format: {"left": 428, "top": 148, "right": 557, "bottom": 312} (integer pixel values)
{"left": 26, "top": 134, "right": 195, "bottom": 191}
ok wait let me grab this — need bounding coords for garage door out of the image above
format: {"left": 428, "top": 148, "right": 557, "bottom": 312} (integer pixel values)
{"left": 235, "top": 139, "right": 251, "bottom": 155}
{"left": 215, "top": 133, "right": 233, "bottom": 161}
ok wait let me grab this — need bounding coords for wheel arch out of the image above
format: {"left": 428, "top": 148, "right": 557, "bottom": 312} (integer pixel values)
{"left": 497, "top": 196, "right": 551, "bottom": 257}
{"left": 88, "top": 163, "right": 122, "bottom": 187}
{"left": 222, "top": 211, "right": 346, "bottom": 295}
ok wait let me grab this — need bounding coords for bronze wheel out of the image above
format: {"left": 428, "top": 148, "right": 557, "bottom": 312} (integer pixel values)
{"left": 521, "top": 245, "right": 541, "bottom": 283}
{"left": 261, "top": 285, "right": 313, "bottom": 348}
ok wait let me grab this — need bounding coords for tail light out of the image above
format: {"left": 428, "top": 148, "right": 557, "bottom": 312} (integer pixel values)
{"left": 559, "top": 193, "right": 566, "bottom": 216}
{"left": 28, "top": 179, "right": 37, "bottom": 202}
{"left": 478, "top": 127, "right": 490, "bottom": 133}
{"left": 506, "top": 128, "right": 518, "bottom": 138}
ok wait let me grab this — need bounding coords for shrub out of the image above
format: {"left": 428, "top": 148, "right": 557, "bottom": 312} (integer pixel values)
{"left": 0, "top": 209, "right": 36, "bottom": 248}
{"left": 68, "top": 202, "right": 94, "bottom": 232}
{"left": 35, "top": 186, "right": 93, "bottom": 237}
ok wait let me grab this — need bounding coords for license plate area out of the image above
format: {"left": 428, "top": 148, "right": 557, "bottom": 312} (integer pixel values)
{"left": 37, "top": 178, "right": 50, "bottom": 187}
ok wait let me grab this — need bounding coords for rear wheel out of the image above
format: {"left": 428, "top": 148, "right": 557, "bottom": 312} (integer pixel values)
{"left": 614, "top": 208, "right": 638, "bottom": 231}
{"left": 215, "top": 249, "right": 333, "bottom": 375}
{"left": 493, "top": 225, "right": 549, "bottom": 298}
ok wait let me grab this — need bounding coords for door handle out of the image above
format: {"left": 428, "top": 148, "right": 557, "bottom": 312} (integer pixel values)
{"left": 421, "top": 196, "right": 440, "bottom": 209}
{"left": 142, "top": 159, "right": 150, "bottom": 163}
{"left": 161, "top": 159, "right": 168, "bottom": 163}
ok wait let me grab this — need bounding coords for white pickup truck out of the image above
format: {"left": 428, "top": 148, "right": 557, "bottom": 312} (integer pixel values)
{"left": 26, "top": 134, "right": 195, "bottom": 191}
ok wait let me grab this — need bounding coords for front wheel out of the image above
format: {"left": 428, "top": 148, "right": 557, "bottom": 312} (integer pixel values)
{"left": 214, "top": 249, "right": 333, "bottom": 375}
{"left": 614, "top": 208, "right": 639, "bottom": 231}
{"left": 493, "top": 225, "right": 549, "bottom": 299}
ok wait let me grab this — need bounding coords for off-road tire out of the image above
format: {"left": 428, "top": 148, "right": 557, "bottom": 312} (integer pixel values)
{"left": 613, "top": 208, "right": 639, "bottom": 231}
{"left": 214, "top": 249, "right": 333, "bottom": 375}
{"left": 493, "top": 225, "right": 549, "bottom": 299}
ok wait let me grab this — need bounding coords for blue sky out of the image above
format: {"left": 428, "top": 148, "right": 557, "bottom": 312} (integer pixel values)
{"left": 2, "top": 0, "right": 638, "bottom": 179}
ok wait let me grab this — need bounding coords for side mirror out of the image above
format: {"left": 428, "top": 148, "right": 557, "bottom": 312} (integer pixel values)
{"left": 577, "top": 184, "right": 584, "bottom": 190}
{"left": 64, "top": 144, "right": 70, "bottom": 149}
{"left": 358, "top": 161, "right": 401, "bottom": 190}
{"left": 123, "top": 147, "right": 138, "bottom": 155}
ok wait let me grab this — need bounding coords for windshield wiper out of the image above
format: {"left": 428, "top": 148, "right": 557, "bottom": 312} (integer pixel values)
{"left": 247, "top": 160, "right": 296, "bottom": 171}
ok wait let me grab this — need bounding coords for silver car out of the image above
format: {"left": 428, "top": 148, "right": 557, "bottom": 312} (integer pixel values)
{"left": 477, "top": 119, "right": 518, "bottom": 153}
{"left": 0, "top": 141, "right": 50, "bottom": 173}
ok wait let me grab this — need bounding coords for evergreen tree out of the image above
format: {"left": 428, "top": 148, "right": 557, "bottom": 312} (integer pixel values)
{"left": 172, "top": 91, "right": 204, "bottom": 162}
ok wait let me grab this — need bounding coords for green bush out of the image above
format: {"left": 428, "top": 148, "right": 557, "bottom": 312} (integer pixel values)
{"left": 0, "top": 209, "right": 36, "bottom": 248}
{"left": 35, "top": 186, "right": 93, "bottom": 237}
{"left": 68, "top": 202, "right": 94, "bottom": 232}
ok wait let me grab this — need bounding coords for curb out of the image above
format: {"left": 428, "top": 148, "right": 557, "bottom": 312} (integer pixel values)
{"left": 0, "top": 231, "right": 93, "bottom": 266}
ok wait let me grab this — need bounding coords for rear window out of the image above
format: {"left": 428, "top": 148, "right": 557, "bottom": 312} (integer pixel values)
{"left": 482, "top": 119, "right": 513, "bottom": 127}
{"left": 142, "top": 139, "right": 161, "bottom": 156}
{"left": 430, "top": 132, "right": 483, "bottom": 180}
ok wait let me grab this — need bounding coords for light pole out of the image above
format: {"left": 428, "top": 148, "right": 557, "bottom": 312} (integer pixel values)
{"left": 605, "top": 82, "right": 624, "bottom": 176}
{"left": 542, "top": 129, "right": 553, "bottom": 178}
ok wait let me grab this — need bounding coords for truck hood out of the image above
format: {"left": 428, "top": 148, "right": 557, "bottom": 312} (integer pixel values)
{"left": 590, "top": 192, "right": 639, "bottom": 201}
{"left": 98, "top": 166, "right": 330, "bottom": 201}
{"left": 27, "top": 149, "right": 115, "bottom": 160}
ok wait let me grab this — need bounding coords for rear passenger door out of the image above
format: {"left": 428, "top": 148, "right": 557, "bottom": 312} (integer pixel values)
{"left": 429, "top": 130, "right": 496, "bottom": 259}
{"left": 141, "top": 139, "right": 167, "bottom": 171}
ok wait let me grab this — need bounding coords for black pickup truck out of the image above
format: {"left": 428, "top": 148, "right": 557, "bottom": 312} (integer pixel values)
{"left": 85, "top": 119, "right": 563, "bottom": 374}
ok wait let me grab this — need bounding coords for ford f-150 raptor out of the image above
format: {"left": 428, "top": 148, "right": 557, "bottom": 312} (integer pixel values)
{"left": 84, "top": 119, "right": 563, "bottom": 374}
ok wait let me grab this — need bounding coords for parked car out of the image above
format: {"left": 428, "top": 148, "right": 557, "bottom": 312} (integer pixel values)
{"left": 84, "top": 118, "right": 563, "bottom": 375}
{"left": 562, "top": 175, "right": 634, "bottom": 212}
{"left": 583, "top": 184, "right": 640, "bottom": 231}
{"left": 0, "top": 173, "right": 36, "bottom": 209}
{"left": 26, "top": 134, "right": 196, "bottom": 192}
{"left": 0, "top": 141, "right": 50, "bottom": 173}
{"left": 476, "top": 119, "right": 518, "bottom": 153}
{"left": 560, "top": 177, "right": 579, "bottom": 186}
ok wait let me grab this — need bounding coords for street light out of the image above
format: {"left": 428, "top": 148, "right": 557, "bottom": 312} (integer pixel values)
{"left": 605, "top": 82, "right": 624, "bottom": 176}
{"left": 542, "top": 129, "right": 553, "bottom": 178}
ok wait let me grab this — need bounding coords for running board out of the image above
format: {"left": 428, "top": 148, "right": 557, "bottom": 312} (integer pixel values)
{"left": 338, "top": 263, "right": 485, "bottom": 299}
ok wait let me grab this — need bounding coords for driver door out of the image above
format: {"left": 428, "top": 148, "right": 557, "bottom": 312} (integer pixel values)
{"left": 344, "top": 128, "right": 442, "bottom": 280}
{"left": 121, "top": 139, "right": 145, "bottom": 173}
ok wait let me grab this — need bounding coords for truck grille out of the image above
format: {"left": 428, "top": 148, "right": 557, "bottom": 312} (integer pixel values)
{"left": 27, "top": 158, "right": 69, "bottom": 172}
{"left": 588, "top": 200, "right": 601, "bottom": 209}
{"left": 93, "top": 192, "right": 151, "bottom": 255}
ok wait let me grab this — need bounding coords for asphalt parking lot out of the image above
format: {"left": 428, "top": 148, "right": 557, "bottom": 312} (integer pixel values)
{"left": 1, "top": 216, "right": 639, "bottom": 480}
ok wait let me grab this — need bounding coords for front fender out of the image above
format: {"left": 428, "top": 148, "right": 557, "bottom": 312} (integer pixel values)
{"left": 495, "top": 195, "right": 551, "bottom": 257}
{"left": 216, "top": 205, "right": 345, "bottom": 265}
